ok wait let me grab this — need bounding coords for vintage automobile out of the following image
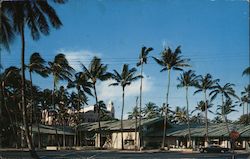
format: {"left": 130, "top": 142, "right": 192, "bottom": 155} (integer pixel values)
{"left": 199, "top": 145, "right": 229, "bottom": 153}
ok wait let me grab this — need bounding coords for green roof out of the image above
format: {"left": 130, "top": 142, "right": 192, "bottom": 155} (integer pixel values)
{"left": 78, "top": 117, "right": 163, "bottom": 131}
{"left": 147, "top": 123, "right": 250, "bottom": 137}
{"left": 21, "top": 125, "right": 75, "bottom": 135}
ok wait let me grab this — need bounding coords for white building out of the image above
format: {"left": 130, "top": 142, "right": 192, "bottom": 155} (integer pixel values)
{"left": 41, "top": 101, "right": 115, "bottom": 125}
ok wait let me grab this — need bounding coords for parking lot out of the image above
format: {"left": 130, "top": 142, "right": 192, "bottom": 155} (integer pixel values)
{"left": 0, "top": 150, "right": 249, "bottom": 159}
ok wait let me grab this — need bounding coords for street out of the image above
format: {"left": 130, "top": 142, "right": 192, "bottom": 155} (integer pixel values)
{"left": 0, "top": 150, "right": 249, "bottom": 159}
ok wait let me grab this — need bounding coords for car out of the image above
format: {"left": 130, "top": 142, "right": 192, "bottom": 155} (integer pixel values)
{"left": 199, "top": 145, "right": 229, "bottom": 153}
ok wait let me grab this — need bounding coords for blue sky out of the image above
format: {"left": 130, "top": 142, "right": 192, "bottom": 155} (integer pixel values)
{"left": 1, "top": 0, "right": 249, "bottom": 120}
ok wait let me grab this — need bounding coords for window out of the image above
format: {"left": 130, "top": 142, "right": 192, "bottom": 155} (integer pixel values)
{"left": 124, "top": 139, "right": 134, "bottom": 146}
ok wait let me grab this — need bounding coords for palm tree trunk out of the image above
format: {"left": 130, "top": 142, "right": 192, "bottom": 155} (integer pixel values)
{"left": 204, "top": 90, "right": 208, "bottom": 147}
{"left": 139, "top": 63, "right": 143, "bottom": 148}
{"left": 29, "top": 71, "right": 34, "bottom": 146}
{"left": 221, "top": 95, "right": 230, "bottom": 135}
{"left": 77, "top": 87, "right": 81, "bottom": 146}
{"left": 135, "top": 97, "right": 138, "bottom": 150}
{"left": 186, "top": 87, "right": 191, "bottom": 148}
{"left": 121, "top": 86, "right": 125, "bottom": 150}
{"left": 161, "top": 69, "right": 171, "bottom": 149}
{"left": 243, "top": 103, "right": 245, "bottom": 116}
{"left": 2, "top": 82, "right": 17, "bottom": 147}
{"left": 93, "top": 84, "right": 101, "bottom": 149}
{"left": 20, "top": 24, "right": 39, "bottom": 159}
{"left": 247, "top": 103, "right": 249, "bottom": 124}
{"left": 52, "top": 76, "right": 60, "bottom": 150}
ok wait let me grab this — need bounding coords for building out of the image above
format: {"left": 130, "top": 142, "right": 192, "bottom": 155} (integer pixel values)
{"left": 78, "top": 117, "right": 250, "bottom": 150}
{"left": 41, "top": 101, "right": 115, "bottom": 125}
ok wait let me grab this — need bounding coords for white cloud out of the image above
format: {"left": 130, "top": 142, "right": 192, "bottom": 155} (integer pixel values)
{"left": 58, "top": 49, "right": 101, "bottom": 71}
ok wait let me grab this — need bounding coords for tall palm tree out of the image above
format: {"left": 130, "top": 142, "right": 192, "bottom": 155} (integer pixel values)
{"left": 177, "top": 70, "right": 198, "bottom": 147}
{"left": 239, "top": 96, "right": 248, "bottom": 116}
{"left": 27, "top": 52, "right": 48, "bottom": 148}
{"left": 0, "top": 66, "right": 20, "bottom": 147}
{"left": 143, "top": 102, "right": 159, "bottom": 119}
{"left": 2, "top": 1, "right": 63, "bottom": 157}
{"left": 216, "top": 99, "right": 238, "bottom": 134}
{"left": 194, "top": 74, "right": 219, "bottom": 146}
{"left": 209, "top": 82, "right": 238, "bottom": 134}
{"left": 136, "top": 46, "right": 153, "bottom": 147}
{"left": 67, "top": 72, "right": 92, "bottom": 146}
{"left": 81, "top": 56, "right": 111, "bottom": 148}
{"left": 0, "top": 7, "right": 14, "bottom": 52}
{"left": 128, "top": 106, "right": 139, "bottom": 120}
{"left": 209, "top": 82, "right": 238, "bottom": 137}
{"left": 242, "top": 67, "right": 250, "bottom": 76}
{"left": 191, "top": 100, "right": 214, "bottom": 118}
{"left": 68, "top": 72, "right": 92, "bottom": 120}
{"left": 109, "top": 64, "right": 141, "bottom": 150}
{"left": 152, "top": 46, "right": 190, "bottom": 149}
{"left": 174, "top": 106, "right": 187, "bottom": 123}
{"left": 48, "top": 53, "right": 74, "bottom": 149}
{"left": 241, "top": 85, "right": 250, "bottom": 123}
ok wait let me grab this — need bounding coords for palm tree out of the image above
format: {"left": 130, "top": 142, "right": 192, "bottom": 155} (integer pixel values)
{"left": 216, "top": 99, "right": 238, "bottom": 134}
{"left": 143, "top": 102, "right": 159, "bottom": 119}
{"left": 177, "top": 70, "right": 198, "bottom": 147}
{"left": 68, "top": 72, "right": 93, "bottom": 114}
{"left": 0, "top": 7, "right": 14, "bottom": 52}
{"left": 109, "top": 64, "right": 141, "bottom": 150}
{"left": 27, "top": 52, "right": 48, "bottom": 148}
{"left": 48, "top": 53, "right": 74, "bottom": 149}
{"left": 81, "top": 56, "right": 111, "bottom": 148}
{"left": 174, "top": 106, "right": 187, "bottom": 123}
{"left": 152, "top": 46, "right": 190, "bottom": 149}
{"left": 0, "top": 66, "right": 20, "bottom": 147}
{"left": 239, "top": 96, "right": 249, "bottom": 116}
{"left": 128, "top": 106, "right": 139, "bottom": 120}
{"left": 137, "top": 46, "right": 153, "bottom": 147}
{"left": 2, "top": 1, "right": 63, "bottom": 157}
{"left": 242, "top": 67, "right": 250, "bottom": 76}
{"left": 241, "top": 85, "right": 250, "bottom": 123}
{"left": 194, "top": 74, "right": 219, "bottom": 146}
{"left": 67, "top": 72, "right": 92, "bottom": 146}
{"left": 209, "top": 82, "right": 238, "bottom": 135}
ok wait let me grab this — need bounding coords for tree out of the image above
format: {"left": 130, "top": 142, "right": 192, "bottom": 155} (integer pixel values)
{"left": 2, "top": 1, "right": 63, "bottom": 157}
{"left": 216, "top": 99, "right": 238, "bottom": 134}
{"left": 109, "top": 64, "right": 141, "bottom": 150}
{"left": 27, "top": 52, "right": 48, "bottom": 148}
{"left": 0, "top": 8, "right": 14, "bottom": 52}
{"left": 174, "top": 106, "right": 187, "bottom": 123}
{"left": 48, "top": 53, "right": 74, "bottom": 149}
{"left": 177, "top": 70, "right": 198, "bottom": 147}
{"left": 242, "top": 67, "right": 250, "bottom": 76}
{"left": 209, "top": 82, "right": 238, "bottom": 135}
{"left": 241, "top": 85, "right": 250, "bottom": 123}
{"left": 143, "top": 102, "right": 159, "bottom": 119}
{"left": 128, "top": 106, "right": 139, "bottom": 120}
{"left": 67, "top": 72, "right": 92, "bottom": 146}
{"left": 0, "top": 66, "right": 20, "bottom": 147}
{"left": 152, "top": 46, "right": 190, "bottom": 149}
{"left": 136, "top": 46, "right": 153, "bottom": 148}
{"left": 81, "top": 56, "right": 111, "bottom": 148}
{"left": 68, "top": 72, "right": 92, "bottom": 120}
{"left": 194, "top": 74, "right": 219, "bottom": 146}
{"left": 239, "top": 96, "right": 249, "bottom": 116}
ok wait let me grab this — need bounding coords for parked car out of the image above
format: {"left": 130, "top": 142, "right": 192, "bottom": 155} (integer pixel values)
{"left": 199, "top": 145, "right": 229, "bottom": 153}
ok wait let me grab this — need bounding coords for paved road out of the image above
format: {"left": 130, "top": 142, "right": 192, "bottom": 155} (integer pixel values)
{"left": 0, "top": 150, "right": 249, "bottom": 159}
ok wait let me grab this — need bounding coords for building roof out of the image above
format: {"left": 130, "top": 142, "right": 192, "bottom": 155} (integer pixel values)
{"left": 78, "top": 117, "right": 162, "bottom": 131}
{"left": 21, "top": 125, "right": 75, "bottom": 135}
{"left": 147, "top": 123, "right": 250, "bottom": 138}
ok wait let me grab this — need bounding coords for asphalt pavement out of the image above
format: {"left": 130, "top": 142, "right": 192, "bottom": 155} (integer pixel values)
{"left": 0, "top": 149, "right": 249, "bottom": 159}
